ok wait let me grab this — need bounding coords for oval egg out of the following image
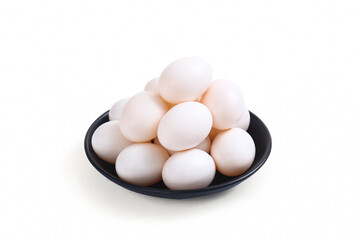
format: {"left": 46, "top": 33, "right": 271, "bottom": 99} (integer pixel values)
{"left": 91, "top": 121, "right": 133, "bottom": 164}
{"left": 201, "top": 79, "right": 245, "bottom": 130}
{"left": 144, "top": 77, "right": 160, "bottom": 95}
{"left": 157, "top": 101, "right": 212, "bottom": 151}
{"left": 234, "top": 108, "right": 250, "bottom": 131}
{"left": 211, "top": 128, "right": 255, "bottom": 176}
{"left": 109, "top": 98, "right": 129, "bottom": 121}
{"left": 162, "top": 149, "right": 216, "bottom": 190}
{"left": 115, "top": 143, "right": 169, "bottom": 186}
{"left": 158, "top": 57, "right": 212, "bottom": 104}
{"left": 120, "top": 91, "right": 168, "bottom": 142}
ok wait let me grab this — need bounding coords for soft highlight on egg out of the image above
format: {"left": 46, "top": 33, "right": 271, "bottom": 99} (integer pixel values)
{"left": 144, "top": 77, "right": 160, "bottom": 95}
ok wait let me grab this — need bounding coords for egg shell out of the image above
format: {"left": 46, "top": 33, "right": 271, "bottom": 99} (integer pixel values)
{"left": 109, "top": 98, "right": 129, "bottom": 121}
{"left": 208, "top": 109, "right": 249, "bottom": 140}
{"left": 144, "top": 77, "right": 160, "bottom": 95}
{"left": 115, "top": 143, "right": 169, "bottom": 186}
{"left": 157, "top": 101, "right": 212, "bottom": 151}
{"left": 235, "top": 108, "right": 250, "bottom": 131}
{"left": 208, "top": 127, "right": 223, "bottom": 141}
{"left": 162, "top": 149, "right": 216, "bottom": 190}
{"left": 154, "top": 136, "right": 211, "bottom": 155}
{"left": 120, "top": 91, "right": 168, "bottom": 142}
{"left": 153, "top": 137, "right": 177, "bottom": 155}
{"left": 211, "top": 128, "right": 255, "bottom": 177}
{"left": 193, "top": 136, "right": 211, "bottom": 153}
{"left": 144, "top": 77, "right": 175, "bottom": 108}
{"left": 159, "top": 57, "right": 212, "bottom": 104}
{"left": 201, "top": 79, "right": 245, "bottom": 130}
{"left": 91, "top": 121, "right": 133, "bottom": 164}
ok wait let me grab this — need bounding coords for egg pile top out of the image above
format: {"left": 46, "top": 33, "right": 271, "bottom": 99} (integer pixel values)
{"left": 91, "top": 57, "right": 255, "bottom": 190}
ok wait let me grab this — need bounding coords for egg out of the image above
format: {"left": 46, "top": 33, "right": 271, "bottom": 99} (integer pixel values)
{"left": 193, "top": 136, "right": 211, "bottom": 153}
{"left": 158, "top": 57, "right": 212, "bottom": 104}
{"left": 235, "top": 108, "right": 250, "bottom": 131}
{"left": 91, "top": 121, "right": 133, "bottom": 164}
{"left": 157, "top": 101, "right": 212, "bottom": 151}
{"left": 162, "top": 149, "right": 216, "bottom": 190}
{"left": 154, "top": 136, "right": 211, "bottom": 155}
{"left": 144, "top": 77, "right": 160, "bottom": 95}
{"left": 153, "top": 137, "right": 177, "bottom": 155}
{"left": 211, "top": 128, "right": 255, "bottom": 176}
{"left": 208, "top": 127, "right": 223, "bottom": 141}
{"left": 109, "top": 98, "right": 129, "bottom": 121}
{"left": 115, "top": 143, "right": 169, "bottom": 186}
{"left": 201, "top": 79, "right": 245, "bottom": 130}
{"left": 120, "top": 91, "right": 168, "bottom": 142}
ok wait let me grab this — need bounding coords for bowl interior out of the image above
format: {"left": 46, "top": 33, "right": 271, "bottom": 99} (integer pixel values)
{"left": 84, "top": 111, "right": 271, "bottom": 198}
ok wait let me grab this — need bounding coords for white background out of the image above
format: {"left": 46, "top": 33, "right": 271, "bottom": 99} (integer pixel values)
{"left": 0, "top": 0, "right": 359, "bottom": 239}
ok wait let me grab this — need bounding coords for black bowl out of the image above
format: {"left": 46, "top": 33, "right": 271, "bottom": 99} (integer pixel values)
{"left": 84, "top": 111, "right": 271, "bottom": 199}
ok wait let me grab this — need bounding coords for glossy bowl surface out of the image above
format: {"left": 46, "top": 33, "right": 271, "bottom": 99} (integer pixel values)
{"left": 84, "top": 111, "right": 271, "bottom": 199}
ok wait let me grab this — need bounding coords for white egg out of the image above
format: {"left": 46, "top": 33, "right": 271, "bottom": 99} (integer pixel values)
{"left": 208, "top": 127, "right": 223, "bottom": 141}
{"left": 144, "top": 77, "right": 160, "bottom": 95}
{"left": 193, "top": 136, "right": 211, "bottom": 153}
{"left": 154, "top": 136, "right": 211, "bottom": 155}
{"left": 144, "top": 77, "right": 175, "bottom": 109}
{"left": 201, "top": 79, "right": 245, "bottom": 130}
{"left": 153, "top": 137, "right": 177, "bottom": 155}
{"left": 120, "top": 91, "right": 168, "bottom": 142}
{"left": 109, "top": 98, "right": 129, "bottom": 121}
{"left": 211, "top": 128, "right": 255, "bottom": 176}
{"left": 234, "top": 108, "right": 250, "bottom": 131}
{"left": 91, "top": 121, "right": 133, "bottom": 164}
{"left": 162, "top": 149, "right": 216, "bottom": 190}
{"left": 115, "top": 143, "right": 169, "bottom": 186}
{"left": 158, "top": 57, "right": 212, "bottom": 104}
{"left": 157, "top": 101, "right": 212, "bottom": 151}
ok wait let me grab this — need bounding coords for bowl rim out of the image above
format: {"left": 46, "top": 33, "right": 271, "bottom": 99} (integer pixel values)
{"left": 84, "top": 110, "right": 272, "bottom": 198}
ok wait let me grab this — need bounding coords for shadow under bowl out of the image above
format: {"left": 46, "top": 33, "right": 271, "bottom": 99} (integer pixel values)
{"left": 84, "top": 111, "right": 271, "bottom": 199}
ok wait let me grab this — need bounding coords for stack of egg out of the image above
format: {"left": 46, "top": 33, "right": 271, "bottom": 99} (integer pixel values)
{"left": 91, "top": 57, "right": 255, "bottom": 190}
